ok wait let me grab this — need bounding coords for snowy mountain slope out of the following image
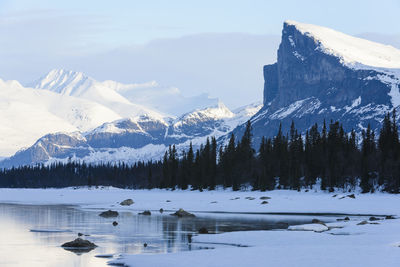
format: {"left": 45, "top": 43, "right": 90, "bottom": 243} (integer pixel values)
{"left": 30, "top": 69, "right": 219, "bottom": 117}
{"left": 0, "top": 102, "right": 261, "bottom": 167}
{"left": 30, "top": 69, "right": 168, "bottom": 120}
{"left": 0, "top": 79, "right": 121, "bottom": 156}
{"left": 231, "top": 21, "right": 400, "bottom": 148}
{"left": 285, "top": 20, "right": 400, "bottom": 70}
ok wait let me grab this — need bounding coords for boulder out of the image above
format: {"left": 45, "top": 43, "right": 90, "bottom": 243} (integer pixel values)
{"left": 245, "top": 197, "right": 256, "bottom": 200}
{"left": 260, "top": 196, "right": 271, "bottom": 200}
{"left": 311, "top": 219, "right": 326, "bottom": 225}
{"left": 170, "top": 208, "right": 195, "bottom": 218}
{"left": 261, "top": 201, "right": 269, "bottom": 204}
{"left": 61, "top": 238, "right": 97, "bottom": 249}
{"left": 99, "top": 210, "right": 119, "bottom": 218}
{"left": 120, "top": 199, "right": 134, "bottom": 206}
{"left": 112, "top": 221, "right": 118, "bottom": 226}
{"left": 385, "top": 215, "right": 395, "bottom": 220}
{"left": 357, "top": 221, "right": 369, "bottom": 225}
{"left": 139, "top": 210, "right": 151, "bottom": 216}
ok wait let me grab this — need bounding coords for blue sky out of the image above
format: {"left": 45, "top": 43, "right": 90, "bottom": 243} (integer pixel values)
{"left": 1, "top": 0, "right": 400, "bottom": 107}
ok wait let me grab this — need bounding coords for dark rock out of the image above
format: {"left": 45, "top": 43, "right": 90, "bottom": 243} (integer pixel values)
{"left": 166, "top": 200, "right": 171, "bottom": 202}
{"left": 61, "top": 238, "right": 97, "bottom": 249}
{"left": 159, "top": 208, "right": 164, "bottom": 213}
{"left": 357, "top": 221, "right": 369, "bottom": 225}
{"left": 245, "top": 197, "right": 255, "bottom": 200}
{"left": 347, "top": 194, "right": 356, "bottom": 199}
{"left": 112, "top": 221, "right": 118, "bottom": 226}
{"left": 260, "top": 196, "right": 271, "bottom": 200}
{"left": 198, "top": 227, "right": 209, "bottom": 234}
{"left": 99, "top": 210, "right": 119, "bottom": 218}
{"left": 210, "top": 201, "right": 218, "bottom": 204}
{"left": 385, "top": 215, "right": 395, "bottom": 220}
{"left": 369, "top": 216, "right": 381, "bottom": 221}
{"left": 143, "top": 243, "right": 148, "bottom": 247}
{"left": 139, "top": 210, "right": 151, "bottom": 216}
{"left": 170, "top": 208, "right": 195, "bottom": 218}
{"left": 311, "top": 219, "right": 326, "bottom": 225}
{"left": 120, "top": 199, "right": 134, "bottom": 206}
{"left": 276, "top": 222, "right": 289, "bottom": 228}
{"left": 261, "top": 201, "right": 269, "bottom": 204}
{"left": 78, "top": 232, "right": 83, "bottom": 237}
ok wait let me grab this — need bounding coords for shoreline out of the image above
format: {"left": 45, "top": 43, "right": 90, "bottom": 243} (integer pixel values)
{"left": 1, "top": 187, "right": 400, "bottom": 267}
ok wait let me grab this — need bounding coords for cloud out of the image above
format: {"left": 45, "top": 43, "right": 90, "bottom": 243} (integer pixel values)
{"left": 65, "top": 33, "right": 281, "bottom": 108}
{"left": 357, "top": 33, "right": 400, "bottom": 49}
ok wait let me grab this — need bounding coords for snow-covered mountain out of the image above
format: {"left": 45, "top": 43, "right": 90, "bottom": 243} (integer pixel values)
{"left": 0, "top": 69, "right": 259, "bottom": 166}
{"left": 29, "top": 69, "right": 218, "bottom": 117}
{"left": 232, "top": 20, "right": 400, "bottom": 147}
{"left": 0, "top": 78, "right": 121, "bottom": 156}
{"left": 0, "top": 102, "right": 261, "bottom": 167}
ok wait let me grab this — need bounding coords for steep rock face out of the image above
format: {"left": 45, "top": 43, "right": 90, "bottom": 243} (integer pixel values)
{"left": 235, "top": 21, "right": 400, "bottom": 147}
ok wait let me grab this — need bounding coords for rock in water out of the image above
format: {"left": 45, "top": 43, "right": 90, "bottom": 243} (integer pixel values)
{"left": 139, "top": 210, "right": 151, "bottom": 216}
{"left": 61, "top": 238, "right": 97, "bottom": 248}
{"left": 159, "top": 208, "right": 164, "bottom": 213}
{"left": 112, "top": 221, "right": 118, "bottom": 226}
{"left": 260, "top": 196, "right": 271, "bottom": 200}
{"left": 170, "top": 208, "right": 195, "bottom": 218}
{"left": 261, "top": 201, "right": 269, "bottom": 204}
{"left": 120, "top": 199, "right": 134, "bottom": 206}
{"left": 357, "top": 221, "right": 369, "bottom": 225}
{"left": 369, "top": 216, "right": 381, "bottom": 221}
{"left": 99, "top": 210, "right": 119, "bottom": 218}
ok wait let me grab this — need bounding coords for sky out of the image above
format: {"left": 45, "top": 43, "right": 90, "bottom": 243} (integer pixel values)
{"left": 1, "top": 0, "right": 400, "bottom": 108}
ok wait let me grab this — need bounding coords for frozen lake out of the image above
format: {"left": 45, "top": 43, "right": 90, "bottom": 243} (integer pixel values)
{"left": 0, "top": 203, "right": 341, "bottom": 266}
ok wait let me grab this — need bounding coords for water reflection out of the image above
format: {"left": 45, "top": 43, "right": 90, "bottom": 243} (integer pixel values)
{"left": 0, "top": 203, "right": 338, "bottom": 267}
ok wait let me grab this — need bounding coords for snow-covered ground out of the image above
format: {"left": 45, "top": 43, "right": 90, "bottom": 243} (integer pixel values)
{"left": 0, "top": 187, "right": 399, "bottom": 267}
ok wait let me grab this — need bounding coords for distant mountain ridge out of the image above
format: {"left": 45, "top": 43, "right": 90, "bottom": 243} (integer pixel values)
{"left": 29, "top": 69, "right": 219, "bottom": 117}
{"left": 0, "top": 68, "right": 259, "bottom": 166}
{"left": 0, "top": 102, "right": 261, "bottom": 167}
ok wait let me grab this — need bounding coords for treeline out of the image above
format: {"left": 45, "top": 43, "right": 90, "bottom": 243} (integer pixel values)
{"left": 1, "top": 111, "right": 400, "bottom": 193}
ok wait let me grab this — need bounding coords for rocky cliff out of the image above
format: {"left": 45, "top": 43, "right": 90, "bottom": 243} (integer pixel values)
{"left": 235, "top": 20, "right": 400, "bottom": 147}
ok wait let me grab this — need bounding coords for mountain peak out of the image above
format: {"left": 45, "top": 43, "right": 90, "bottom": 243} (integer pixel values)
{"left": 30, "top": 68, "right": 91, "bottom": 95}
{"left": 283, "top": 20, "right": 400, "bottom": 69}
